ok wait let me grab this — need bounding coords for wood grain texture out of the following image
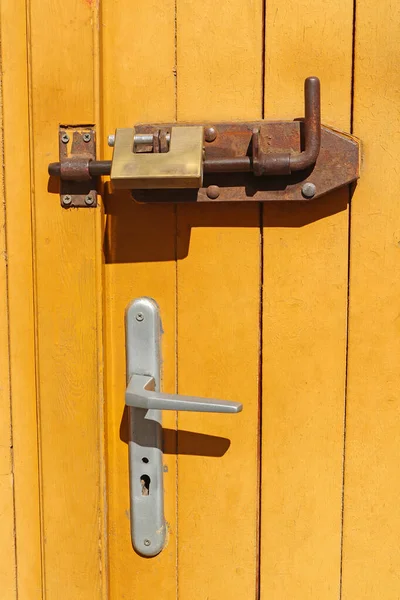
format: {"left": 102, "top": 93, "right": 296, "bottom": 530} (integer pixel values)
{"left": 101, "top": 0, "right": 178, "bottom": 597}
{"left": 0, "top": 1, "right": 42, "bottom": 596}
{"left": 27, "top": 0, "right": 106, "bottom": 596}
{"left": 176, "top": 1, "right": 263, "bottom": 598}
{"left": 342, "top": 1, "right": 400, "bottom": 597}
{"left": 261, "top": 0, "right": 354, "bottom": 597}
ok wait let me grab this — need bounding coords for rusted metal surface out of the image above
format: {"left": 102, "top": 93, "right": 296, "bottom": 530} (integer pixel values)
{"left": 60, "top": 157, "right": 91, "bottom": 181}
{"left": 252, "top": 128, "right": 291, "bottom": 176}
{"left": 206, "top": 185, "right": 220, "bottom": 199}
{"left": 48, "top": 95, "right": 359, "bottom": 203}
{"left": 48, "top": 77, "right": 321, "bottom": 184}
{"left": 290, "top": 76, "right": 321, "bottom": 171}
{"left": 49, "top": 122, "right": 358, "bottom": 202}
{"left": 49, "top": 160, "right": 111, "bottom": 178}
{"left": 251, "top": 76, "right": 321, "bottom": 176}
{"left": 129, "top": 121, "right": 359, "bottom": 202}
{"left": 53, "top": 126, "right": 97, "bottom": 208}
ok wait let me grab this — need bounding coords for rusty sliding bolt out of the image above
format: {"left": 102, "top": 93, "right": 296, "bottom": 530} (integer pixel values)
{"left": 48, "top": 77, "right": 321, "bottom": 181}
{"left": 49, "top": 159, "right": 110, "bottom": 179}
{"left": 253, "top": 76, "right": 320, "bottom": 175}
{"left": 48, "top": 157, "right": 253, "bottom": 178}
{"left": 204, "top": 76, "right": 321, "bottom": 176}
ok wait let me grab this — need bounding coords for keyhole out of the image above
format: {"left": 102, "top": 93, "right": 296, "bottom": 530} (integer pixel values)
{"left": 140, "top": 474, "right": 151, "bottom": 496}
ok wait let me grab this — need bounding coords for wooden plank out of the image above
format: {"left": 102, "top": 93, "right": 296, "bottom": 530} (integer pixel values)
{"left": 101, "top": 0, "right": 178, "bottom": 597}
{"left": 0, "top": 1, "right": 42, "bottom": 596}
{"left": 28, "top": 0, "right": 106, "bottom": 596}
{"left": 176, "top": 2, "right": 263, "bottom": 598}
{"left": 0, "top": 21, "right": 17, "bottom": 597}
{"left": 261, "top": 0, "right": 354, "bottom": 597}
{"left": 342, "top": 1, "right": 400, "bottom": 598}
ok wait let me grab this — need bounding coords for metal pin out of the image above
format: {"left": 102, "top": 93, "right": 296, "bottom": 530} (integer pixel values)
{"left": 206, "top": 185, "right": 220, "bottom": 200}
{"left": 204, "top": 126, "right": 217, "bottom": 143}
{"left": 134, "top": 133, "right": 171, "bottom": 146}
{"left": 108, "top": 132, "right": 172, "bottom": 147}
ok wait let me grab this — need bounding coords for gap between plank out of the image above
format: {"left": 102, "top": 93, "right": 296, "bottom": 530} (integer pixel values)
{"left": 339, "top": 0, "right": 357, "bottom": 597}
{"left": 24, "top": 0, "right": 46, "bottom": 596}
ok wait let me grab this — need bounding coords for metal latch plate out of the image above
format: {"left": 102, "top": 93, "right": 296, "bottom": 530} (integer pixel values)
{"left": 58, "top": 125, "right": 98, "bottom": 208}
{"left": 130, "top": 122, "right": 359, "bottom": 203}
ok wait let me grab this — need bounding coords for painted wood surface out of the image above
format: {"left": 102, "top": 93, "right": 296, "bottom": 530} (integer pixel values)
{"left": 175, "top": 2, "right": 263, "bottom": 598}
{"left": 342, "top": 0, "right": 400, "bottom": 597}
{"left": 0, "top": 1, "right": 42, "bottom": 596}
{"left": 102, "top": 0, "right": 178, "bottom": 597}
{"left": 261, "top": 0, "right": 353, "bottom": 597}
{"left": 2, "top": 0, "right": 108, "bottom": 597}
{"left": 0, "top": 17, "right": 16, "bottom": 597}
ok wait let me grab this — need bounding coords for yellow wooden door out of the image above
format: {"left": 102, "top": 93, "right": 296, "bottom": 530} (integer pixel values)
{"left": 1, "top": 0, "right": 399, "bottom": 598}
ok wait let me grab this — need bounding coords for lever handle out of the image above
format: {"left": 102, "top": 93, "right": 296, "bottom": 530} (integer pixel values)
{"left": 125, "top": 297, "right": 242, "bottom": 558}
{"left": 126, "top": 374, "right": 242, "bottom": 413}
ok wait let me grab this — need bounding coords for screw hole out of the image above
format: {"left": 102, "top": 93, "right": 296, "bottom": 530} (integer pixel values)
{"left": 142, "top": 457, "right": 149, "bottom": 464}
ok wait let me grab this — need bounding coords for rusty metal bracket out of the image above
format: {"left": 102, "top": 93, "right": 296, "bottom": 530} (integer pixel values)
{"left": 48, "top": 78, "right": 360, "bottom": 203}
{"left": 57, "top": 126, "right": 98, "bottom": 208}
{"left": 130, "top": 121, "right": 359, "bottom": 202}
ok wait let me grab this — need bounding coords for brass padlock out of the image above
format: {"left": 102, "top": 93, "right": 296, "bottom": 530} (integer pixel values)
{"left": 110, "top": 126, "right": 204, "bottom": 189}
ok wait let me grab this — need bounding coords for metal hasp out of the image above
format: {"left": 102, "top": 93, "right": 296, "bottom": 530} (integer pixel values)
{"left": 126, "top": 297, "right": 242, "bottom": 557}
{"left": 56, "top": 126, "right": 98, "bottom": 208}
{"left": 48, "top": 76, "right": 360, "bottom": 202}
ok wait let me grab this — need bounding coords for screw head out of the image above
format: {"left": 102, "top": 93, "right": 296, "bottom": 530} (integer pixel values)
{"left": 206, "top": 185, "right": 220, "bottom": 200}
{"left": 62, "top": 195, "right": 72, "bottom": 207}
{"left": 108, "top": 134, "right": 115, "bottom": 147}
{"left": 85, "top": 195, "right": 95, "bottom": 206}
{"left": 136, "top": 312, "right": 144, "bottom": 322}
{"left": 83, "top": 133, "right": 91, "bottom": 143}
{"left": 61, "top": 133, "right": 69, "bottom": 144}
{"left": 144, "top": 539, "right": 151, "bottom": 547}
{"left": 204, "top": 126, "right": 217, "bottom": 143}
{"left": 301, "top": 182, "right": 316, "bottom": 198}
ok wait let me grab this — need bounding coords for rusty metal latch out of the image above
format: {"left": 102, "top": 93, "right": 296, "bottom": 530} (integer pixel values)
{"left": 53, "top": 126, "right": 98, "bottom": 208}
{"left": 48, "top": 77, "right": 360, "bottom": 205}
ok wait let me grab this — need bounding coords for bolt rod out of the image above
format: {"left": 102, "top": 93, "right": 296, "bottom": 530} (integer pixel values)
{"left": 48, "top": 156, "right": 252, "bottom": 179}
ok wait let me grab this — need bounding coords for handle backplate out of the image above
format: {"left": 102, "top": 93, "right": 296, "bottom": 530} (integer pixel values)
{"left": 126, "top": 297, "right": 165, "bottom": 557}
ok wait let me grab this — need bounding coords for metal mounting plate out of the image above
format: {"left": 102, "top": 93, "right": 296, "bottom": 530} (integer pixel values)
{"left": 130, "top": 122, "right": 359, "bottom": 203}
{"left": 59, "top": 126, "right": 98, "bottom": 208}
{"left": 125, "top": 298, "right": 166, "bottom": 557}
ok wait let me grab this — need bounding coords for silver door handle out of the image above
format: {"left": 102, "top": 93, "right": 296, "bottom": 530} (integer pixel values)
{"left": 126, "top": 374, "right": 242, "bottom": 413}
{"left": 125, "top": 297, "right": 242, "bottom": 557}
